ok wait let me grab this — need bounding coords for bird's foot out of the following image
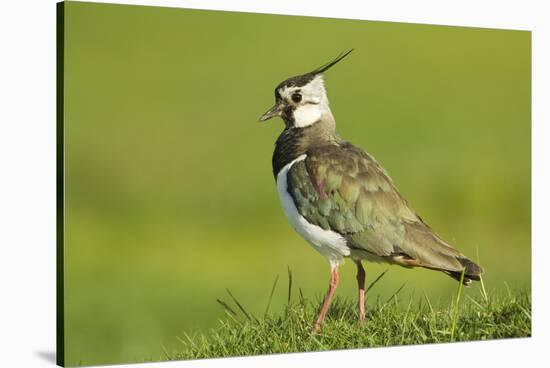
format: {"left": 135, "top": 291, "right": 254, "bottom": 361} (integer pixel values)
{"left": 311, "top": 322, "right": 322, "bottom": 334}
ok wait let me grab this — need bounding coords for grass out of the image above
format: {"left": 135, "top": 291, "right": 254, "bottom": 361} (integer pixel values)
{"left": 167, "top": 272, "right": 531, "bottom": 361}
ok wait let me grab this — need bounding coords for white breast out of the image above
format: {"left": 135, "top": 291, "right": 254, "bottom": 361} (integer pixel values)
{"left": 276, "top": 154, "right": 350, "bottom": 267}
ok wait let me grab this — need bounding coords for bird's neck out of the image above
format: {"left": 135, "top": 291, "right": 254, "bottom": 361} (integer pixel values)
{"left": 272, "top": 117, "right": 339, "bottom": 178}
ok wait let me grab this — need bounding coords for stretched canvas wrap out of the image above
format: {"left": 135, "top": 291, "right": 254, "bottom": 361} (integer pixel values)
{"left": 57, "top": 1, "right": 531, "bottom": 366}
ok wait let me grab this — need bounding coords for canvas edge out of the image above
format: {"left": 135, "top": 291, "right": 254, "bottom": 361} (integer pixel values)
{"left": 56, "top": 1, "right": 66, "bottom": 367}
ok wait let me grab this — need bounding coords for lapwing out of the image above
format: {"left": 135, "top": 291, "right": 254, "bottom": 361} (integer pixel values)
{"left": 260, "top": 50, "right": 484, "bottom": 332}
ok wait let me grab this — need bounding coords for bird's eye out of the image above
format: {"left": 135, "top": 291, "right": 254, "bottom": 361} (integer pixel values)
{"left": 291, "top": 93, "right": 302, "bottom": 103}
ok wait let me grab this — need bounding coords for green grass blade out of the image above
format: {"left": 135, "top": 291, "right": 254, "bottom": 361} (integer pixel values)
{"left": 366, "top": 268, "right": 389, "bottom": 295}
{"left": 466, "top": 295, "right": 483, "bottom": 310}
{"left": 225, "top": 289, "right": 256, "bottom": 322}
{"left": 423, "top": 292, "right": 435, "bottom": 315}
{"left": 287, "top": 266, "right": 293, "bottom": 305}
{"left": 216, "top": 298, "right": 237, "bottom": 317}
{"left": 385, "top": 283, "right": 406, "bottom": 304}
{"left": 264, "top": 274, "right": 279, "bottom": 317}
{"left": 161, "top": 345, "right": 172, "bottom": 360}
{"left": 450, "top": 269, "right": 465, "bottom": 341}
{"left": 299, "top": 287, "right": 305, "bottom": 306}
{"left": 475, "top": 243, "right": 489, "bottom": 305}
{"left": 479, "top": 275, "right": 489, "bottom": 305}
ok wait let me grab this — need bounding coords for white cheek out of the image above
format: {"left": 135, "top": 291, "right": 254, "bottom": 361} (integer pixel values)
{"left": 294, "top": 105, "right": 322, "bottom": 128}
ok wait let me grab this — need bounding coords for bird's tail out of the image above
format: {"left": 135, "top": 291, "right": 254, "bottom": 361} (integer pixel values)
{"left": 441, "top": 257, "right": 484, "bottom": 285}
{"left": 390, "top": 221, "right": 484, "bottom": 285}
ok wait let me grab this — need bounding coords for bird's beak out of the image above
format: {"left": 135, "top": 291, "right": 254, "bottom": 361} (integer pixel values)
{"left": 259, "top": 103, "right": 283, "bottom": 122}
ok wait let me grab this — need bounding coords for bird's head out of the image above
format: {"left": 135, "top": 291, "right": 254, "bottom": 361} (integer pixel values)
{"left": 259, "top": 49, "right": 353, "bottom": 129}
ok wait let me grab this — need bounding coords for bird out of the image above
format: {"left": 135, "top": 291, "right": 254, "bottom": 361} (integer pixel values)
{"left": 259, "top": 49, "right": 484, "bottom": 332}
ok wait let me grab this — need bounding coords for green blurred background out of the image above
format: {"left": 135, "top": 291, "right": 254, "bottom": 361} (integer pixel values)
{"left": 62, "top": 2, "right": 531, "bottom": 366}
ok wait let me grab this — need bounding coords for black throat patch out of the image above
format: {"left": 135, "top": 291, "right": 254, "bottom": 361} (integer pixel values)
{"left": 272, "top": 123, "right": 340, "bottom": 179}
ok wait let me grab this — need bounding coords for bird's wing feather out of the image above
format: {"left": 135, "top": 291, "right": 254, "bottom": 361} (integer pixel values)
{"left": 286, "top": 142, "right": 466, "bottom": 273}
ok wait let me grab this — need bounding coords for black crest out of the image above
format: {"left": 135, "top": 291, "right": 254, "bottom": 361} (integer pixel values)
{"left": 274, "top": 49, "right": 354, "bottom": 97}
{"left": 310, "top": 48, "right": 354, "bottom": 75}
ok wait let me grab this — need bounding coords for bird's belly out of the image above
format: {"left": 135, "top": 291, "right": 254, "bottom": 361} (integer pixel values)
{"left": 276, "top": 154, "right": 350, "bottom": 267}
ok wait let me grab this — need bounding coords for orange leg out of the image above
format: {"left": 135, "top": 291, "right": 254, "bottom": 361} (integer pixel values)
{"left": 313, "top": 265, "right": 340, "bottom": 333}
{"left": 356, "top": 261, "right": 366, "bottom": 323}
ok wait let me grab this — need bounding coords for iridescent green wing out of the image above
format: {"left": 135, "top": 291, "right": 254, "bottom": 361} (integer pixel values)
{"left": 287, "top": 142, "right": 468, "bottom": 272}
